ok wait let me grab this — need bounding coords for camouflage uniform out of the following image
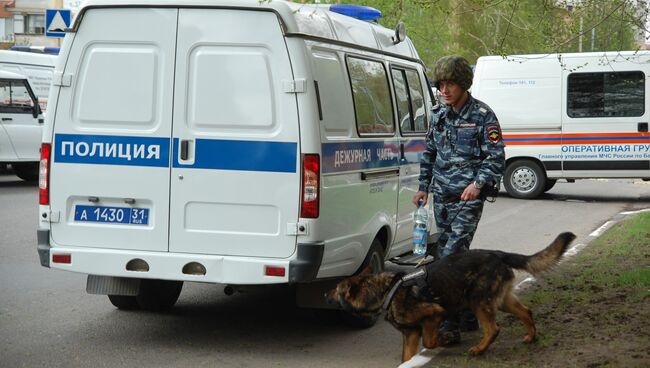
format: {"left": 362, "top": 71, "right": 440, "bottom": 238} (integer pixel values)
{"left": 418, "top": 57, "right": 505, "bottom": 259}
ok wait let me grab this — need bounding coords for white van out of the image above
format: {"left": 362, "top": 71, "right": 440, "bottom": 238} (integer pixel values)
{"left": 473, "top": 51, "right": 650, "bottom": 199}
{"left": 0, "top": 70, "right": 44, "bottom": 181}
{"left": 0, "top": 50, "right": 56, "bottom": 112}
{"left": 37, "top": 0, "right": 435, "bottom": 315}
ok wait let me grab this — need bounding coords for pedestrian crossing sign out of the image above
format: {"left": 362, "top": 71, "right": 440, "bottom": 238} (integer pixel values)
{"left": 45, "top": 9, "right": 72, "bottom": 37}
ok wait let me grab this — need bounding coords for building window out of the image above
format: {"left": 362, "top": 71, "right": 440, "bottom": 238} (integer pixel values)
{"left": 568, "top": 71, "right": 645, "bottom": 118}
{"left": 27, "top": 14, "right": 46, "bottom": 34}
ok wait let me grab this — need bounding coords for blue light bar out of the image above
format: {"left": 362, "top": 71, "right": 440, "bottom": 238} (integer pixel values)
{"left": 330, "top": 4, "right": 382, "bottom": 22}
{"left": 9, "top": 45, "right": 60, "bottom": 55}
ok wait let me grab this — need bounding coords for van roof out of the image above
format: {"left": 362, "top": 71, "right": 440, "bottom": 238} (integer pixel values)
{"left": 76, "top": 0, "right": 420, "bottom": 61}
{"left": 477, "top": 50, "right": 650, "bottom": 62}
{"left": 0, "top": 50, "right": 57, "bottom": 67}
{"left": 0, "top": 70, "right": 28, "bottom": 80}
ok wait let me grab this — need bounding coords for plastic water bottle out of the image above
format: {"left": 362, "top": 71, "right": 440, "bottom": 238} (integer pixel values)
{"left": 412, "top": 201, "right": 428, "bottom": 255}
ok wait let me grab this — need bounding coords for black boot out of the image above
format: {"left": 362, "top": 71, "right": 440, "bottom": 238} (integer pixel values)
{"left": 438, "top": 318, "right": 461, "bottom": 346}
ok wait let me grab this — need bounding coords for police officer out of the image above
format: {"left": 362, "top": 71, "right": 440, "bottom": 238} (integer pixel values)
{"left": 412, "top": 55, "right": 505, "bottom": 345}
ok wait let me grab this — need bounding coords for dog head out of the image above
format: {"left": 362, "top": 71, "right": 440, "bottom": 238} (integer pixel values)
{"left": 326, "top": 267, "right": 397, "bottom": 317}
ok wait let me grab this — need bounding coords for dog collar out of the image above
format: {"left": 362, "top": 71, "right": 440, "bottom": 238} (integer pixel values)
{"left": 382, "top": 268, "right": 429, "bottom": 311}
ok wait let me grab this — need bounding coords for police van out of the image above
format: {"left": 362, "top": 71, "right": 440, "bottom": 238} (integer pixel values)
{"left": 0, "top": 50, "right": 56, "bottom": 111}
{"left": 0, "top": 70, "right": 44, "bottom": 181}
{"left": 472, "top": 51, "right": 650, "bottom": 199}
{"left": 37, "top": 0, "right": 435, "bottom": 315}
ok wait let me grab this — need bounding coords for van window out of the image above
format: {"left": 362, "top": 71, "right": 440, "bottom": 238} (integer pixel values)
{"left": 567, "top": 71, "right": 645, "bottom": 118}
{"left": 346, "top": 56, "right": 395, "bottom": 135}
{"left": 391, "top": 67, "right": 427, "bottom": 134}
{"left": 0, "top": 80, "right": 34, "bottom": 113}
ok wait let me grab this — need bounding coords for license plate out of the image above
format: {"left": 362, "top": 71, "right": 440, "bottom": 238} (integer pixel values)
{"left": 74, "top": 205, "right": 149, "bottom": 225}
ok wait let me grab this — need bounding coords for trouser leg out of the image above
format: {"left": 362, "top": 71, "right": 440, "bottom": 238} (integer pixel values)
{"left": 437, "top": 199, "right": 484, "bottom": 258}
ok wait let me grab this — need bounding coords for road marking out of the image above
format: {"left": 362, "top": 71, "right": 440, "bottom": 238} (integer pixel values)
{"left": 398, "top": 348, "right": 438, "bottom": 368}
{"left": 515, "top": 276, "right": 537, "bottom": 290}
{"left": 620, "top": 208, "right": 650, "bottom": 216}
{"left": 590, "top": 221, "right": 614, "bottom": 237}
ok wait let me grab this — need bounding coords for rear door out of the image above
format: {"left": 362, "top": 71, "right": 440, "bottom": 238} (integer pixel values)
{"left": 168, "top": 9, "right": 300, "bottom": 258}
{"left": 49, "top": 8, "right": 177, "bottom": 252}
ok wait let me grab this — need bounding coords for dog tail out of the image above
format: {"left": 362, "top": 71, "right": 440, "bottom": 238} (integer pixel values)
{"left": 502, "top": 232, "right": 576, "bottom": 276}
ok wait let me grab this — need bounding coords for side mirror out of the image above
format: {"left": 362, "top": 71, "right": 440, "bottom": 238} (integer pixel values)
{"left": 32, "top": 101, "right": 41, "bottom": 119}
{"left": 393, "top": 22, "right": 406, "bottom": 44}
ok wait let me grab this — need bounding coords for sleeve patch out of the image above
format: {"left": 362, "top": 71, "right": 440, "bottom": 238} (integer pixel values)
{"left": 486, "top": 124, "right": 502, "bottom": 144}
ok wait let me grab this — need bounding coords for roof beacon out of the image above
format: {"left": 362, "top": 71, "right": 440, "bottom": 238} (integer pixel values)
{"left": 329, "top": 4, "right": 382, "bottom": 22}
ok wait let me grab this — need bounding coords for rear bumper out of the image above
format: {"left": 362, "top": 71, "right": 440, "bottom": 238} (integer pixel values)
{"left": 36, "top": 229, "right": 323, "bottom": 284}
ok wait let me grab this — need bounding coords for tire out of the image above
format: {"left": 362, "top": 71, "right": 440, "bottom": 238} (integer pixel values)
{"left": 13, "top": 163, "right": 39, "bottom": 182}
{"left": 356, "top": 237, "right": 385, "bottom": 275}
{"left": 340, "top": 237, "right": 385, "bottom": 329}
{"left": 503, "top": 160, "right": 547, "bottom": 199}
{"left": 108, "top": 295, "right": 140, "bottom": 310}
{"left": 136, "top": 279, "right": 183, "bottom": 312}
{"left": 543, "top": 179, "right": 557, "bottom": 193}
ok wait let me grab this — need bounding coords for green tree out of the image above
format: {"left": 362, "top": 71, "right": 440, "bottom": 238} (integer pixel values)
{"left": 299, "top": 0, "right": 646, "bottom": 72}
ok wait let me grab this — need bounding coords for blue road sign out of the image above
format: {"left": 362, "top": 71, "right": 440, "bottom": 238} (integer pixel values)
{"left": 45, "top": 9, "right": 71, "bottom": 38}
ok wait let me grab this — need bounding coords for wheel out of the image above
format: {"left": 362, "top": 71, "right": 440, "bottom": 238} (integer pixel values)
{"left": 543, "top": 179, "right": 557, "bottom": 193}
{"left": 503, "top": 160, "right": 547, "bottom": 199}
{"left": 12, "top": 163, "right": 39, "bottom": 181}
{"left": 357, "top": 237, "right": 385, "bottom": 275}
{"left": 340, "top": 237, "right": 385, "bottom": 328}
{"left": 136, "top": 279, "right": 183, "bottom": 311}
{"left": 108, "top": 295, "right": 140, "bottom": 310}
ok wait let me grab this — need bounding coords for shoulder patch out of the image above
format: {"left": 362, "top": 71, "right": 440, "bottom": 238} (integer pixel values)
{"left": 479, "top": 107, "right": 488, "bottom": 114}
{"left": 486, "top": 124, "right": 502, "bottom": 144}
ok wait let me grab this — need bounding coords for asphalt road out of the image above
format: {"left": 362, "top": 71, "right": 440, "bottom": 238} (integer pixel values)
{"left": 1, "top": 174, "right": 648, "bottom": 368}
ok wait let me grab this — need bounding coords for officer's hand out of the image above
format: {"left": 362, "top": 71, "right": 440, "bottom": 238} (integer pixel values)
{"left": 460, "top": 184, "right": 481, "bottom": 201}
{"left": 412, "top": 191, "right": 428, "bottom": 207}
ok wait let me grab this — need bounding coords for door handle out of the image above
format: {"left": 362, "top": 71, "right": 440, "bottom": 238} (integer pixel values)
{"left": 2, "top": 117, "right": 12, "bottom": 121}
{"left": 361, "top": 168, "right": 400, "bottom": 180}
{"left": 180, "top": 139, "right": 189, "bottom": 161}
{"left": 638, "top": 122, "right": 648, "bottom": 133}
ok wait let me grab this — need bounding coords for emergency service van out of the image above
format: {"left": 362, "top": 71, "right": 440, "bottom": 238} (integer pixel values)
{"left": 0, "top": 70, "right": 44, "bottom": 181}
{"left": 37, "top": 0, "right": 435, "bottom": 316}
{"left": 0, "top": 50, "right": 56, "bottom": 111}
{"left": 472, "top": 51, "right": 650, "bottom": 199}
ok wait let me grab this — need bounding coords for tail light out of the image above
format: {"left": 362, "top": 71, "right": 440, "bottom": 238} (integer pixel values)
{"left": 39, "top": 143, "right": 51, "bottom": 205}
{"left": 301, "top": 154, "right": 320, "bottom": 218}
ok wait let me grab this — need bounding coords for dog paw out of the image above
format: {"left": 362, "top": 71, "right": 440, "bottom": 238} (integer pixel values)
{"left": 523, "top": 334, "right": 536, "bottom": 344}
{"left": 468, "top": 346, "right": 485, "bottom": 356}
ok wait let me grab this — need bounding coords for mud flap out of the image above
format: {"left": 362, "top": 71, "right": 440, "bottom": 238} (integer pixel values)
{"left": 86, "top": 275, "right": 140, "bottom": 296}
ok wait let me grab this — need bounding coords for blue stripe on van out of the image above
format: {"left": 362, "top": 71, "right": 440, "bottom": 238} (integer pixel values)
{"left": 322, "top": 139, "right": 425, "bottom": 173}
{"left": 54, "top": 134, "right": 171, "bottom": 168}
{"left": 172, "top": 138, "right": 297, "bottom": 173}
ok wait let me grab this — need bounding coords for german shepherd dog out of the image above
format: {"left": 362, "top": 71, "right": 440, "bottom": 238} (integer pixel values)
{"left": 327, "top": 232, "right": 576, "bottom": 362}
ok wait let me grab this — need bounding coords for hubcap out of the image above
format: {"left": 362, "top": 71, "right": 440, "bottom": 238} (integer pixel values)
{"left": 511, "top": 167, "right": 537, "bottom": 193}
